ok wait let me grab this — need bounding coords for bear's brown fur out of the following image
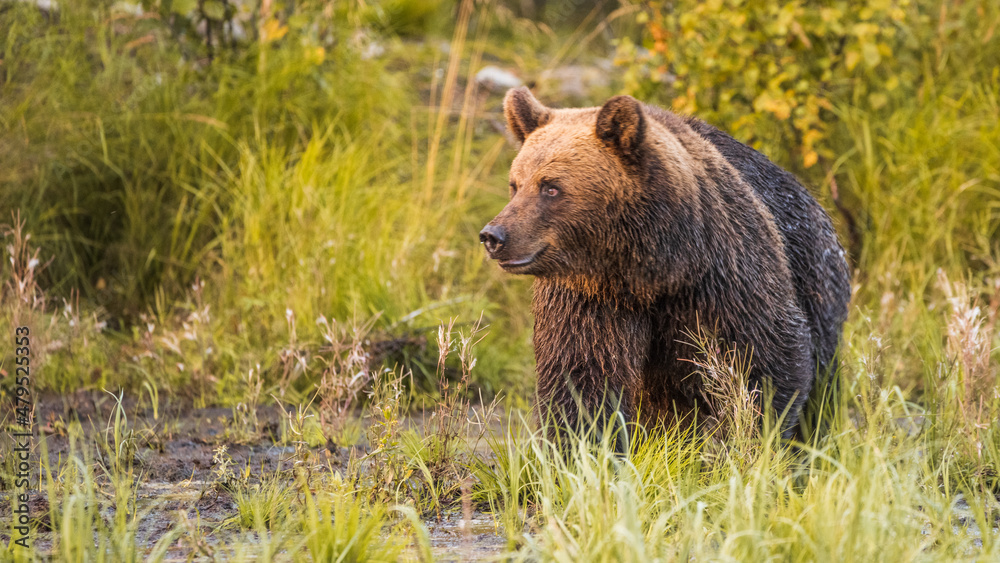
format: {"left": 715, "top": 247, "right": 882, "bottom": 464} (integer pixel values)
{"left": 480, "top": 87, "right": 851, "bottom": 446}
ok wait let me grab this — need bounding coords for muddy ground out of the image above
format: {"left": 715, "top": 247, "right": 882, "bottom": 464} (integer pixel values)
{"left": 0, "top": 391, "right": 508, "bottom": 561}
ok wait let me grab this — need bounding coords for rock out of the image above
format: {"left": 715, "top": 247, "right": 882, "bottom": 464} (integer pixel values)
{"left": 351, "top": 30, "right": 385, "bottom": 60}
{"left": 111, "top": 2, "right": 143, "bottom": 16}
{"left": 362, "top": 41, "right": 385, "bottom": 60}
{"left": 475, "top": 65, "right": 523, "bottom": 92}
{"left": 20, "top": 0, "right": 58, "bottom": 11}
{"left": 538, "top": 64, "right": 611, "bottom": 100}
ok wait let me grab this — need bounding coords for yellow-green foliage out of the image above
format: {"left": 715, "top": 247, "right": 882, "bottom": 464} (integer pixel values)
{"left": 621, "top": 0, "right": 998, "bottom": 170}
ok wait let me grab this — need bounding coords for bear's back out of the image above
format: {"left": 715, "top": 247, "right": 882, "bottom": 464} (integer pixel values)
{"left": 672, "top": 114, "right": 851, "bottom": 379}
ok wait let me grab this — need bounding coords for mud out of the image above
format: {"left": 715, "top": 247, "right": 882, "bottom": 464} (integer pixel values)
{"left": 0, "top": 391, "right": 507, "bottom": 560}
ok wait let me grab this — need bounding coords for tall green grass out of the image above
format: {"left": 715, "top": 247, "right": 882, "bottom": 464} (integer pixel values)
{"left": 841, "top": 85, "right": 1000, "bottom": 300}
{"left": 1, "top": 0, "right": 538, "bottom": 395}
{"left": 479, "top": 359, "right": 1000, "bottom": 561}
{"left": 2, "top": 0, "right": 411, "bottom": 309}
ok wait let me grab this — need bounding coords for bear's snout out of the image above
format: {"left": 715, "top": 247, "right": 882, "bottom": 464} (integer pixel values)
{"left": 479, "top": 224, "right": 506, "bottom": 256}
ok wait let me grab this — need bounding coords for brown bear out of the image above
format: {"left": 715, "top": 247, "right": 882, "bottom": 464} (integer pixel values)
{"left": 480, "top": 87, "right": 851, "bottom": 447}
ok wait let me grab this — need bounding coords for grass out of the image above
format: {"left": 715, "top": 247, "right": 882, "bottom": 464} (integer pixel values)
{"left": 0, "top": 0, "right": 534, "bottom": 396}
{"left": 0, "top": 0, "right": 999, "bottom": 560}
{"left": 476, "top": 320, "right": 1000, "bottom": 561}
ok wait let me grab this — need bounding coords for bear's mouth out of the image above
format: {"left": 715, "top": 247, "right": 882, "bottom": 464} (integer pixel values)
{"left": 499, "top": 245, "right": 548, "bottom": 271}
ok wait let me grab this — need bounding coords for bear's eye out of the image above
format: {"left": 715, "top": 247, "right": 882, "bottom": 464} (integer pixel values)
{"left": 509, "top": 182, "right": 518, "bottom": 196}
{"left": 544, "top": 185, "right": 560, "bottom": 197}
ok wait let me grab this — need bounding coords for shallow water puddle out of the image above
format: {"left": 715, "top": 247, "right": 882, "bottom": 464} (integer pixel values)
{"left": 418, "top": 510, "right": 508, "bottom": 562}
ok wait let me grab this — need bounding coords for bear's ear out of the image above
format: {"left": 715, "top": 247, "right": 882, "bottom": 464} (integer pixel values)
{"left": 504, "top": 87, "right": 552, "bottom": 145}
{"left": 596, "top": 95, "right": 646, "bottom": 164}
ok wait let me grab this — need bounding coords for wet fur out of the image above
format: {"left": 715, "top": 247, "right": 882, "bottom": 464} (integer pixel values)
{"left": 489, "top": 87, "right": 851, "bottom": 441}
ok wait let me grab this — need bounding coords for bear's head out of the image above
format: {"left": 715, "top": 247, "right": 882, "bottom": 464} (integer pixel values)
{"left": 480, "top": 87, "right": 664, "bottom": 295}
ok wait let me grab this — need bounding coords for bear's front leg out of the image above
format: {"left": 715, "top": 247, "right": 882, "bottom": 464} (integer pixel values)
{"left": 531, "top": 280, "right": 652, "bottom": 454}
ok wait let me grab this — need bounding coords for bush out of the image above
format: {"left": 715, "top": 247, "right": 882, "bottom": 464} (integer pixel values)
{"left": 0, "top": 1, "right": 405, "bottom": 316}
{"left": 0, "top": 0, "right": 533, "bottom": 397}
{"left": 619, "top": 0, "right": 1000, "bottom": 296}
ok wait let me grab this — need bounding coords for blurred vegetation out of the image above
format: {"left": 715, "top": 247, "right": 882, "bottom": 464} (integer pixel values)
{"left": 1, "top": 0, "right": 998, "bottom": 410}
{"left": 620, "top": 0, "right": 1000, "bottom": 288}
{"left": 0, "top": 0, "right": 544, "bottom": 399}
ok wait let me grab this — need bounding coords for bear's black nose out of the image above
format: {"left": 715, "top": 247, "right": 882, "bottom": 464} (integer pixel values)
{"left": 479, "top": 225, "right": 506, "bottom": 255}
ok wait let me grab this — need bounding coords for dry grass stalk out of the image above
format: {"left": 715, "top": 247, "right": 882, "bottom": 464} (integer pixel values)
{"left": 683, "top": 325, "right": 762, "bottom": 466}
{"left": 313, "top": 313, "right": 380, "bottom": 439}
{"left": 427, "top": 316, "right": 487, "bottom": 464}
{"left": 423, "top": 0, "right": 476, "bottom": 202}
{"left": 233, "top": 366, "right": 263, "bottom": 442}
{"left": 937, "top": 269, "right": 998, "bottom": 435}
{"left": 2, "top": 211, "right": 48, "bottom": 326}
